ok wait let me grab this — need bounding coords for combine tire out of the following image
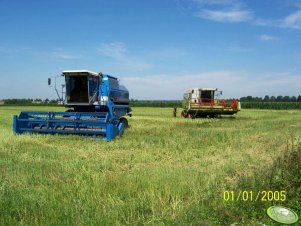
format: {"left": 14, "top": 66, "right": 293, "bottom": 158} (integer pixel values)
{"left": 120, "top": 117, "right": 128, "bottom": 128}
{"left": 181, "top": 110, "right": 188, "bottom": 118}
{"left": 188, "top": 113, "right": 195, "bottom": 119}
{"left": 181, "top": 110, "right": 197, "bottom": 119}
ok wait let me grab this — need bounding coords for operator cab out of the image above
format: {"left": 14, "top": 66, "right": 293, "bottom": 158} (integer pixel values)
{"left": 199, "top": 88, "right": 217, "bottom": 103}
{"left": 63, "top": 70, "right": 99, "bottom": 106}
{"left": 59, "top": 70, "right": 130, "bottom": 112}
{"left": 185, "top": 88, "right": 218, "bottom": 103}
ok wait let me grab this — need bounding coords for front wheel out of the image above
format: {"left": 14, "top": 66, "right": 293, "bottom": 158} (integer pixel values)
{"left": 181, "top": 110, "right": 188, "bottom": 118}
{"left": 120, "top": 117, "right": 128, "bottom": 128}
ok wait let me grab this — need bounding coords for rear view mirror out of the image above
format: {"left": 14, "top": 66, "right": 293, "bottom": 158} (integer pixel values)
{"left": 48, "top": 78, "right": 51, "bottom": 86}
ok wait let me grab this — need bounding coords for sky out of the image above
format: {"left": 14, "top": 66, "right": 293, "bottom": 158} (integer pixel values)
{"left": 0, "top": 0, "right": 301, "bottom": 100}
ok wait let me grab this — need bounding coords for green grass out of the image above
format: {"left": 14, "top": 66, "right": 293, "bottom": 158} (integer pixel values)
{"left": 241, "top": 101, "right": 301, "bottom": 109}
{"left": 0, "top": 106, "right": 300, "bottom": 225}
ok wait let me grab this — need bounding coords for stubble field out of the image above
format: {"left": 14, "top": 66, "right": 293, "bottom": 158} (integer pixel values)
{"left": 0, "top": 106, "right": 300, "bottom": 225}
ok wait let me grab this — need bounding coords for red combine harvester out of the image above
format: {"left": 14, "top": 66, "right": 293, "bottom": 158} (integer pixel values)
{"left": 181, "top": 88, "right": 241, "bottom": 118}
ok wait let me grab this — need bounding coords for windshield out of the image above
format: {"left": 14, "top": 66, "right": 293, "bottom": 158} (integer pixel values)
{"left": 65, "top": 76, "right": 88, "bottom": 103}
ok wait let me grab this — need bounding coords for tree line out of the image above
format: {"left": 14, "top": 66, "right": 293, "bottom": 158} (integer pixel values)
{"left": 0, "top": 98, "right": 58, "bottom": 105}
{"left": 1, "top": 96, "right": 301, "bottom": 110}
{"left": 240, "top": 95, "right": 301, "bottom": 102}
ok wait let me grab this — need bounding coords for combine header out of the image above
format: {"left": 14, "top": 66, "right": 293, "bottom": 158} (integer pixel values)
{"left": 181, "top": 88, "right": 240, "bottom": 118}
{"left": 13, "top": 70, "right": 131, "bottom": 141}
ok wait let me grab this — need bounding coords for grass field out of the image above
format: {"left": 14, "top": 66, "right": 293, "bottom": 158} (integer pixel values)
{"left": 0, "top": 106, "right": 300, "bottom": 225}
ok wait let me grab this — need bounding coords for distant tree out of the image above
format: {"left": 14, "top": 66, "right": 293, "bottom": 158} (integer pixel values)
{"left": 282, "top": 96, "right": 290, "bottom": 102}
{"left": 246, "top": 96, "right": 253, "bottom": 101}
{"left": 291, "top": 96, "right": 297, "bottom": 102}
{"left": 255, "top": 97, "right": 263, "bottom": 101}
{"left": 297, "top": 95, "right": 301, "bottom": 102}
{"left": 276, "top": 96, "right": 283, "bottom": 102}
{"left": 264, "top": 95, "right": 270, "bottom": 102}
{"left": 3, "top": 98, "right": 33, "bottom": 105}
{"left": 270, "top": 96, "right": 276, "bottom": 102}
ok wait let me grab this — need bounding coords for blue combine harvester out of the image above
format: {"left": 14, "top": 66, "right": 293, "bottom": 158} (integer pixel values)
{"left": 13, "top": 70, "right": 132, "bottom": 141}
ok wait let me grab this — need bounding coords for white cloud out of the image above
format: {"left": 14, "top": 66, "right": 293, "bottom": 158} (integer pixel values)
{"left": 192, "top": 0, "right": 301, "bottom": 29}
{"left": 122, "top": 71, "right": 241, "bottom": 99}
{"left": 197, "top": 8, "right": 252, "bottom": 22}
{"left": 121, "top": 71, "right": 301, "bottom": 100}
{"left": 252, "top": 18, "right": 275, "bottom": 27}
{"left": 258, "top": 34, "right": 278, "bottom": 41}
{"left": 253, "top": 9, "right": 301, "bottom": 30}
{"left": 98, "top": 42, "right": 126, "bottom": 59}
{"left": 193, "top": 0, "right": 252, "bottom": 23}
{"left": 281, "top": 10, "right": 301, "bottom": 29}
{"left": 253, "top": 11, "right": 301, "bottom": 30}
{"left": 51, "top": 49, "right": 80, "bottom": 59}
{"left": 97, "top": 42, "right": 151, "bottom": 71}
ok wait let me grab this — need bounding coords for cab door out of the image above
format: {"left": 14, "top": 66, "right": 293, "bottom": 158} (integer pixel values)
{"left": 88, "top": 75, "right": 99, "bottom": 104}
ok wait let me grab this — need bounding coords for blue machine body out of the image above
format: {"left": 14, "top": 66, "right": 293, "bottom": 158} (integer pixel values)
{"left": 13, "top": 70, "right": 131, "bottom": 141}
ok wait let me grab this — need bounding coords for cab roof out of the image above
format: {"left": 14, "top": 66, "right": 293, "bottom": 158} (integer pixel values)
{"left": 185, "top": 88, "right": 217, "bottom": 93}
{"left": 62, "top": 70, "right": 99, "bottom": 76}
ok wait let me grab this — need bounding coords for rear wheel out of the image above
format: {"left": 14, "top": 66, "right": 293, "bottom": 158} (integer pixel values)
{"left": 191, "top": 112, "right": 198, "bottom": 119}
